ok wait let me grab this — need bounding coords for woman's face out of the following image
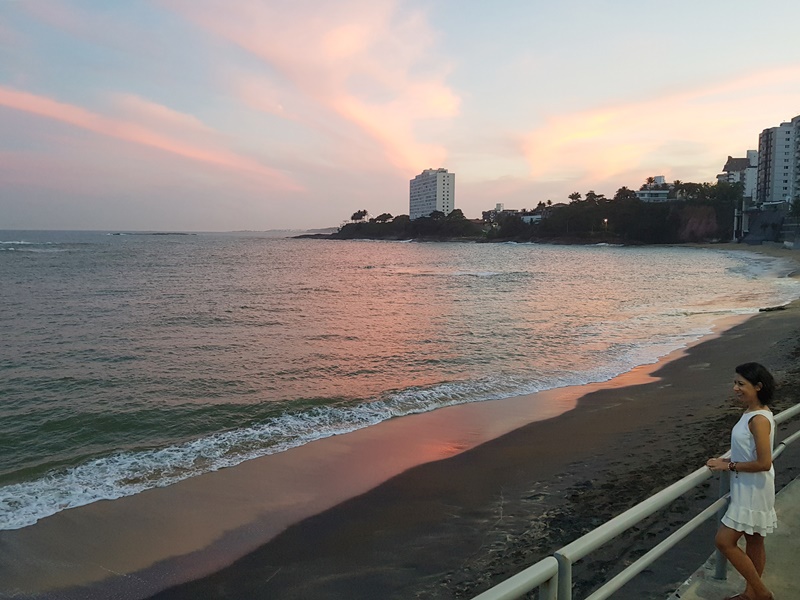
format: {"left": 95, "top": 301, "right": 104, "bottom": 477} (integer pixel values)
{"left": 733, "top": 373, "right": 762, "bottom": 405}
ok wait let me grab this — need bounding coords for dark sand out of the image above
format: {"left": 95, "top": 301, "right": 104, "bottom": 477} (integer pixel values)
{"left": 3, "top": 245, "right": 799, "bottom": 600}
{"left": 142, "top": 301, "right": 800, "bottom": 600}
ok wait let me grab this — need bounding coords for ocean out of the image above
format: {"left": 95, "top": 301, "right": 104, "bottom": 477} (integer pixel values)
{"left": 1, "top": 231, "right": 799, "bottom": 531}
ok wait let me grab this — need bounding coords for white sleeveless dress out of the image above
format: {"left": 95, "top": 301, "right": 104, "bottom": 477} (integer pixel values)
{"left": 721, "top": 409, "right": 777, "bottom": 535}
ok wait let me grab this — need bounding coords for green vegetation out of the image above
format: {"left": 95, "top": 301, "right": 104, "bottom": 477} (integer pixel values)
{"left": 326, "top": 180, "right": 743, "bottom": 244}
{"left": 791, "top": 197, "right": 800, "bottom": 219}
{"left": 492, "top": 181, "right": 742, "bottom": 244}
{"left": 333, "top": 208, "right": 483, "bottom": 240}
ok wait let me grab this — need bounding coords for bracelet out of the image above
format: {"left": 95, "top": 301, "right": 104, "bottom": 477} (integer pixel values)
{"left": 729, "top": 461, "right": 737, "bottom": 472}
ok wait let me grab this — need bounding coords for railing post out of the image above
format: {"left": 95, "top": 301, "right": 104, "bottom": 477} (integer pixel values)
{"left": 539, "top": 576, "right": 558, "bottom": 600}
{"left": 470, "top": 405, "right": 800, "bottom": 600}
{"left": 555, "top": 552, "right": 572, "bottom": 600}
{"left": 713, "top": 469, "right": 731, "bottom": 580}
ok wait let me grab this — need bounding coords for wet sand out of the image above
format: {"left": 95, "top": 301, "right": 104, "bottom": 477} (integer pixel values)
{"left": 143, "top": 300, "right": 800, "bottom": 600}
{"left": 2, "top": 245, "right": 799, "bottom": 600}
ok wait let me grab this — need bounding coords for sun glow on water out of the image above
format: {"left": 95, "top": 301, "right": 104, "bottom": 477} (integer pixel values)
{"left": 1, "top": 231, "right": 798, "bottom": 529}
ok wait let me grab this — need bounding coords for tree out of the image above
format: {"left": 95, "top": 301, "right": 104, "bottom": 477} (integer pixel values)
{"left": 373, "top": 212, "right": 393, "bottom": 223}
{"left": 613, "top": 186, "right": 638, "bottom": 202}
{"left": 679, "top": 183, "right": 713, "bottom": 202}
{"left": 446, "top": 208, "right": 467, "bottom": 220}
{"left": 351, "top": 209, "right": 368, "bottom": 222}
{"left": 568, "top": 192, "right": 582, "bottom": 203}
{"left": 790, "top": 197, "right": 800, "bottom": 218}
{"left": 492, "top": 213, "right": 527, "bottom": 238}
{"left": 429, "top": 210, "right": 445, "bottom": 220}
{"left": 584, "top": 190, "right": 605, "bottom": 205}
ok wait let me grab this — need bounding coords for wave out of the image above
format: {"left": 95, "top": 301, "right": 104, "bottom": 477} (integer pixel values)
{"left": 452, "top": 271, "right": 502, "bottom": 277}
{"left": 0, "top": 327, "right": 718, "bottom": 531}
{"left": 0, "top": 240, "right": 67, "bottom": 253}
{"left": 3, "top": 241, "right": 800, "bottom": 532}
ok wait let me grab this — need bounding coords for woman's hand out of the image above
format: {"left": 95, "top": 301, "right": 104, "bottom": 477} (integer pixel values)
{"left": 706, "top": 458, "right": 730, "bottom": 471}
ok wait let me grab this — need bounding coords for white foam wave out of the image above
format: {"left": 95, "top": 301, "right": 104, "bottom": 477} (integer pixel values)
{"left": 0, "top": 326, "right": 712, "bottom": 531}
{"left": 452, "top": 271, "right": 502, "bottom": 277}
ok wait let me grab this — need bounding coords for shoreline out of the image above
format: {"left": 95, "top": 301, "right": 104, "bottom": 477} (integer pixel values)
{"left": 0, "top": 343, "right": 699, "bottom": 599}
{"left": 1, "top": 245, "right": 798, "bottom": 599}
{"left": 146, "top": 301, "right": 800, "bottom": 600}
{"left": 1, "top": 303, "right": 798, "bottom": 599}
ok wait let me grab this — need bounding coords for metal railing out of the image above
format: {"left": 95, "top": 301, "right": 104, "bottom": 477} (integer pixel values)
{"left": 471, "top": 402, "right": 800, "bottom": 600}
{"left": 471, "top": 557, "right": 558, "bottom": 600}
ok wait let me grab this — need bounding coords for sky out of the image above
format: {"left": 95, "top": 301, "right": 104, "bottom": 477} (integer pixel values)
{"left": 1, "top": 1, "right": 800, "bottom": 231}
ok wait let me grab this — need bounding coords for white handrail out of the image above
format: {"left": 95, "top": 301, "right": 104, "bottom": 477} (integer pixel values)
{"left": 470, "top": 556, "right": 558, "bottom": 600}
{"left": 471, "top": 402, "right": 800, "bottom": 600}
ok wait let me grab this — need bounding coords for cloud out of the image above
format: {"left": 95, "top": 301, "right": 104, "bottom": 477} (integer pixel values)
{"left": 0, "top": 86, "right": 300, "bottom": 190}
{"left": 521, "top": 65, "right": 800, "bottom": 188}
{"left": 163, "top": 0, "right": 460, "bottom": 172}
{"left": 111, "top": 94, "right": 216, "bottom": 136}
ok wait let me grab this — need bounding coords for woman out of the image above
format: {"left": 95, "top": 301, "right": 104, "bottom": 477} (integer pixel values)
{"left": 706, "top": 362, "right": 777, "bottom": 600}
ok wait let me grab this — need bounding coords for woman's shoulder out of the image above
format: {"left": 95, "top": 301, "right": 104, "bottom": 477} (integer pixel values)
{"left": 746, "top": 410, "right": 774, "bottom": 428}
{"left": 746, "top": 408, "right": 774, "bottom": 418}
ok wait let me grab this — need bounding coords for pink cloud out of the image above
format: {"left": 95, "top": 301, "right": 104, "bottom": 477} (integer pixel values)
{"left": 521, "top": 65, "right": 800, "bottom": 189}
{"left": 111, "top": 94, "right": 216, "bottom": 135}
{"left": 163, "top": 0, "right": 460, "bottom": 172}
{"left": 235, "top": 78, "right": 291, "bottom": 119}
{"left": 0, "top": 86, "right": 301, "bottom": 190}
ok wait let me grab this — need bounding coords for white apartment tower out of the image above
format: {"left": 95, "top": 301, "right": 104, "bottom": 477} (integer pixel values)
{"left": 756, "top": 116, "right": 799, "bottom": 204}
{"left": 409, "top": 168, "right": 455, "bottom": 220}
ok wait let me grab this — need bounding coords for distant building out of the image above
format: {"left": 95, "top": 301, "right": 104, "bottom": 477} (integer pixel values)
{"left": 718, "top": 150, "right": 758, "bottom": 241}
{"left": 757, "top": 116, "right": 799, "bottom": 205}
{"left": 520, "top": 211, "right": 543, "bottom": 224}
{"left": 409, "top": 168, "right": 455, "bottom": 220}
{"left": 481, "top": 204, "right": 527, "bottom": 224}
{"left": 636, "top": 176, "right": 670, "bottom": 203}
{"left": 636, "top": 190, "right": 670, "bottom": 202}
{"left": 480, "top": 203, "right": 546, "bottom": 225}
{"left": 717, "top": 150, "right": 758, "bottom": 199}
{"left": 482, "top": 203, "right": 508, "bottom": 223}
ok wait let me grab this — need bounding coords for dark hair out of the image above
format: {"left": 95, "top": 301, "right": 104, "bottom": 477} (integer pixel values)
{"left": 735, "top": 362, "right": 775, "bottom": 404}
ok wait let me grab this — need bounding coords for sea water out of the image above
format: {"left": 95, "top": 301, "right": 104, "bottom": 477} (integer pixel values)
{"left": 1, "top": 231, "right": 798, "bottom": 530}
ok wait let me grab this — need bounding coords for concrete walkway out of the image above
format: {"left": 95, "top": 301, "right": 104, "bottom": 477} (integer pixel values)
{"left": 669, "top": 476, "right": 800, "bottom": 599}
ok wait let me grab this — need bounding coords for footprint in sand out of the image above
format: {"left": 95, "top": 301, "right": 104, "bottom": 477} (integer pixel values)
{"left": 689, "top": 362, "right": 711, "bottom": 370}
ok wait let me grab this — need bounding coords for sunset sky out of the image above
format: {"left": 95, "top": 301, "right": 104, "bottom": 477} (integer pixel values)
{"left": 2, "top": 1, "right": 800, "bottom": 231}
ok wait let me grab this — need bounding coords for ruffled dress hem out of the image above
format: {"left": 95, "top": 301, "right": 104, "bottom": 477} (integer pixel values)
{"left": 721, "top": 512, "right": 777, "bottom": 536}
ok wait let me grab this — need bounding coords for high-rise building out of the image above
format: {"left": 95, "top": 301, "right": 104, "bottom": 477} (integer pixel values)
{"left": 756, "top": 116, "right": 799, "bottom": 204}
{"left": 409, "top": 168, "right": 455, "bottom": 220}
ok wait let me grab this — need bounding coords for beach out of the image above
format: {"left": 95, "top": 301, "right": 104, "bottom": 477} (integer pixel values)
{"left": 2, "top": 245, "right": 800, "bottom": 600}
{"left": 148, "top": 300, "right": 800, "bottom": 600}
